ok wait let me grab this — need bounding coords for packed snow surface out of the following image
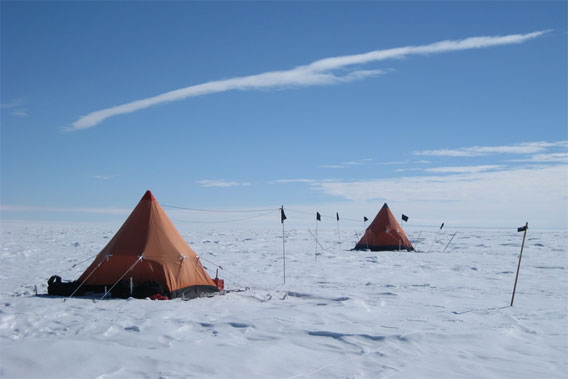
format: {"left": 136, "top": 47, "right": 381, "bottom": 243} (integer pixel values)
{"left": 1, "top": 221, "right": 567, "bottom": 378}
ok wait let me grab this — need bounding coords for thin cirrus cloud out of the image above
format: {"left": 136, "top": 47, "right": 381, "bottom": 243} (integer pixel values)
{"left": 11, "top": 110, "right": 29, "bottom": 117}
{"left": 424, "top": 165, "right": 503, "bottom": 174}
{"left": 68, "top": 30, "right": 548, "bottom": 131}
{"left": 93, "top": 175, "right": 117, "bottom": 180}
{"left": 511, "top": 152, "right": 568, "bottom": 163}
{"left": 414, "top": 141, "right": 567, "bottom": 157}
{"left": 196, "top": 179, "right": 251, "bottom": 188}
{"left": 1, "top": 99, "right": 29, "bottom": 117}
{"left": 273, "top": 179, "right": 317, "bottom": 184}
{"left": 320, "top": 158, "right": 373, "bottom": 169}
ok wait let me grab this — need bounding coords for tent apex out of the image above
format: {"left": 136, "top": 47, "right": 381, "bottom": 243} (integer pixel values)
{"left": 142, "top": 190, "right": 156, "bottom": 201}
{"left": 382, "top": 203, "right": 389, "bottom": 209}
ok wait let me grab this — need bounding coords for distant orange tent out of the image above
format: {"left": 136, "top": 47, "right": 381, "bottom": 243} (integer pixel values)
{"left": 354, "top": 203, "right": 414, "bottom": 252}
{"left": 49, "top": 190, "right": 219, "bottom": 299}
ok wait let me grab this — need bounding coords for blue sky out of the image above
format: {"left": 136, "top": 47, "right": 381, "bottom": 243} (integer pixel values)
{"left": 1, "top": 1, "right": 567, "bottom": 229}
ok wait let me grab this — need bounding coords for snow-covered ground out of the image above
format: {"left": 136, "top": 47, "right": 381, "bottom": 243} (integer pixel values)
{"left": 1, "top": 221, "right": 566, "bottom": 378}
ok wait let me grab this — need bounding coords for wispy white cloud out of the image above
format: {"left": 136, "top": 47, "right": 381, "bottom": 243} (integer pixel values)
{"left": 395, "top": 167, "right": 427, "bottom": 173}
{"left": 424, "top": 165, "right": 502, "bottom": 174}
{"left": 69, "top": 30, "right": 548, "bottom": 131}
{"left": 11, "top": 110, "right": 29, "bottom": 117}
{"left": 320, "top": 158, "right": 373, "bottom": 169}
{"left": 272, "top": 178, "right": 344, "bottom": 184}
{"left": 196, "top": 179, "right": 251, "bottom": 188}
{"left": 511, "top": 152, "right": 568, "bottom": 163}
{"left": 377, "top": 161, "right": 408, "bottom": 166}
{"left": 414, "top": 141, "right": 567, "bottom": 157}
{"left": 1, "top": 99, "right": 29, "bottom": 117}
{"left": 272, "top": 179, "right": 318, "bottom": 184}
{"left": 0, "top": 99, "right": 24, "bottom": 109}
{"left": 93, "top": 175, "right": 117, "bottom": 180}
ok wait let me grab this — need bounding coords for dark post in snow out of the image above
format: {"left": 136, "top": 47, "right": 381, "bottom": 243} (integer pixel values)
{"left": 511, "top": 222, "right": 528, "bottom": 307}
{"left": 315, "top": 212, "right": 321, "bottom": 261}
{"left": 336, "top": 212, "right": 341, "bottom": 248}
{"left": 363, "top": 216, "right": 369, "bottom": 250}
{"left": 280, "top": 206, "right": 287, "bottom": 284}
{"left": 427, "top": 222, "right": 445, "bottom": 253}
{"left": 400, "top": 214, "right": 408, "bottom": 252}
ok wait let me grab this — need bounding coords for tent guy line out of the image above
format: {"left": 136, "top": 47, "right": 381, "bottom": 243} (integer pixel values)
{"left": 162, "top": 204, "right": 278, "bottom": 213}
{"left": 68, "top": 30, "right": 547, "bottom": 130}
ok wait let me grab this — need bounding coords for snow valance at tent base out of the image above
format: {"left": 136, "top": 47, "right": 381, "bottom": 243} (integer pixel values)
{"left": 46, "top": 190, "right": 221, "bottom": 300}
{"left": 47, "top": 275, "right": 218, "bottom": 300}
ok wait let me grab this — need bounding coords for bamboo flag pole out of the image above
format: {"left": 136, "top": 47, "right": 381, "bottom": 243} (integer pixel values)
{"left": 511, "top": 222, "right": 528, "bottom": 306}
{"left": 336, "top": 212, "right": 341, "bottom": 248}
{"left": 427, "top": 222, "right": 445, "bottom": 253}
{"left": 281, "top": 206, "right": 287, "bottom": 284}
{"left": 363, "top": 216, "right": 369, "bottom": 250}
{"left": 315, "top": 212, "right": 320, "bottom": 261}
{"left": 400, "top": 214, "right": 409, "bottom": 252}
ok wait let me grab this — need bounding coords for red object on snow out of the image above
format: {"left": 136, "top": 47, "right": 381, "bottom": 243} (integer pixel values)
{"left": 150, "top": 294, "right": 169, "bottom": 300}
{"left": 213, "top": 278, "right": 224, "bottom": 291}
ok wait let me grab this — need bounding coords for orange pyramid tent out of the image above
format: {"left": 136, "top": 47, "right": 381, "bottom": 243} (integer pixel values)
{"left": 354, "top": 203, "right": 414, "bottom": 251}
{"left": 76, "top": 190, "right": 218, "bottom": 298}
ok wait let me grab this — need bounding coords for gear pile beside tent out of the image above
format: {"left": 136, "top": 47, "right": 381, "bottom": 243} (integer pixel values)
{"left": 48, "top": 190, "right": 220, "bottom": 299}
{"left": 354, "top": 203, "right": 414, "bottom": 252}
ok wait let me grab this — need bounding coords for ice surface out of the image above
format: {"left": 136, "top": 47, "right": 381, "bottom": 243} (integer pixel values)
{"left": 0, "top": 221, "right": 566, "bottom": 378}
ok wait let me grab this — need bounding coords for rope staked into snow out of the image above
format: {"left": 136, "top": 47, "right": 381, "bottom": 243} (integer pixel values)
{"left": 59, "top": 253, "right": 99, "bottom": 275}
{"left": 199, "top": 255, "right": 273, "bottom": 291}
{"left": 97, "top": 255, "right": 144, "bottom": 301}
{"left": 64, "top": 254, "right": 110, "bottom": 301}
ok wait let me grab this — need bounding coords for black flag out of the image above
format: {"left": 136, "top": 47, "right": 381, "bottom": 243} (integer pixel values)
{"left": 440, "top": 222, "right": 445, "bottom": 230}
{"left": 316, "top": 212, "right": 321, "bottom": 221}
{"left": 336, "top": 212, "right": 339, "bottom": 221}
{"left": 517, "top": 224, "right": 528, "bottom": 232}
{"left": 364, "top": 216, "right": 368, "bottom": 222}
{"left": 280, "top": 207, "right": 287, "bottom": 223}
{"left": 402, "top": 214, "right": 409, "bottom": 222}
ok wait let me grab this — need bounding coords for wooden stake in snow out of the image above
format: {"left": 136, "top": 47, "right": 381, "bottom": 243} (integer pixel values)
{"left": 510, "top": 222, "right": 528, "bottom": 307}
